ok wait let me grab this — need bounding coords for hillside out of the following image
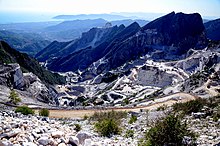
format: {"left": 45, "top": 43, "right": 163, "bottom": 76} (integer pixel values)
{"left": 204, "top": 18, "right": 220, "bottom": 41}
{"left": 0, "top": 41, "right": 65, "bottom": 85}
{"left": 0, "top": 30, "right": 50, "bottom": 56}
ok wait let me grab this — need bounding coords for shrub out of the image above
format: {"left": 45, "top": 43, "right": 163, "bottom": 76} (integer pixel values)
{"left": 143, "top": 114, "right": 195, "bottom": 146}
{"left": 156, "top": 104, "right": 167, "bottom": 111}
{"left": 91, "top": 110, "right": 127, "bottom": 137}
{"left": 90, "top": 110, "right": 127, "bottom": 121}
{"left": 95, "top": 118, "right": 121, "bottom": 137}
{"left": 74, "top": 124, "right": 82, "bottom": 132}
{"left": 125, "top": 129, "right": 134, "bottom": 138}
{"left": 124, "top": 99, "right": 130, "bottom": 105}
{"left": 8, "top": 90, "right": 21, "bottom": 105}
{"left": 39, "top": 108, "right": 49, "bottom": 117}
{"left": 172, "top": 98, "right": 206, "bottom": 115}
{"left": 83, "top": 114, "right": 89, "bottom": 120}
{"left": 15, "top": 106, "right": 34, "bottom": 115}
{"left": 129, "top": 114, "right": 137, "bottom": 124}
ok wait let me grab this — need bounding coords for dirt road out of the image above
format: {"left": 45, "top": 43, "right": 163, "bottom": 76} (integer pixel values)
{"left": 48, "top": 92, "right": 197, "bottom": 119}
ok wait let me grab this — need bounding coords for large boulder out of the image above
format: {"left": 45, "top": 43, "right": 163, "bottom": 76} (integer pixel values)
{"left": 76, "top": 131, "right": 93, "bottom": 145}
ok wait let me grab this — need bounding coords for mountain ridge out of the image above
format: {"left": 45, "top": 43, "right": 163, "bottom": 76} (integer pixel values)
{"left": 45, "top": 12, "right": 207, "bottom": 74}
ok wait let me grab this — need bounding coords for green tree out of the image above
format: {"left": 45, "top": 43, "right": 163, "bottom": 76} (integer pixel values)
{"left": 9, "top": 90, "right": 21, "bottom": 105}
{"left": 143, "top": 114, "right": 195, "bottom": 146}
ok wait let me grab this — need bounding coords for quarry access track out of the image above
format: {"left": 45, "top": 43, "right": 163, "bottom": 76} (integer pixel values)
{"left": 47, "top": 92, "right": 198, "bottom": 119}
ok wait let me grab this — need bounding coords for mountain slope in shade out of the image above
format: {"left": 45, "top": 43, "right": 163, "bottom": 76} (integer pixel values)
{"left": 0, "top": 41, "right": 65, "bottom": 85}
{"left": 46, "top": 24, "right": 137, "bottom": 72}
{"left": 204, "top": 18, "right": 220, "bottom": 41}
{"left": 36, "top": 24, "right": 126, "bottom": 62}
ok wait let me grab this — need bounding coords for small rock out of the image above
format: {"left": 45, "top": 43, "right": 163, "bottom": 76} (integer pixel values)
{"left": 37, "top": 137, "right": 52, "bottom": 146}
{"left": 22, "top": 142, "right": 37, "bottom": 146}
{"left": 1, "top": 140, "right": 12, "bottom": 146}
{"left": 69, "top": 136, "right": 79, "bottom": 146}
{"left": 58, "top": 143, "right": 67, "bottom": 146}
{"left": 26, "top": 135, "right": 35, "bottom": 142}
{"left": 192, "top": 112, "right": 206, "bottom": 119}
{"left": 51, "top": 131, "right": 64, "bottom": 138}
{"left": 84, "top": 139, "right": 92, "bottom": 146}
{"left": 31, "top": 131, "right": 40, "bottom": 139}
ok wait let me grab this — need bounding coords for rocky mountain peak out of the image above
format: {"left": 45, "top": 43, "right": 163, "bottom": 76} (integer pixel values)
{"left": 143, "top": 12, "right": 205, "bottom": 46}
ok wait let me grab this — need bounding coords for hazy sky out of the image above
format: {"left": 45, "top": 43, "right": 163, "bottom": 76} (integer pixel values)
{"left": 0, "top": 0, "right": 220, "bottom": 17}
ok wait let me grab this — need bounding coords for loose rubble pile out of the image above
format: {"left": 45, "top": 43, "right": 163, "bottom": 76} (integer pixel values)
{"left": 0, "top": 108, "right": 219, "bottom": 146}
{"left": 0, "top": 109, "right": 140, "bottom": 146}
{"left": 186, "top": 115, "right": 220, "bottom": 146}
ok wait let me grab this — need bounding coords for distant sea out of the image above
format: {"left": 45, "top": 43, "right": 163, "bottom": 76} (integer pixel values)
{"left": 0, "top": 12, "right": 56, "bottom": 24}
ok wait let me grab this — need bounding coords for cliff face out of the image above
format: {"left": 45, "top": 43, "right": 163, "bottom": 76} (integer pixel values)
{"left": 0, "top": 64, "right": 25, "bottom": 89}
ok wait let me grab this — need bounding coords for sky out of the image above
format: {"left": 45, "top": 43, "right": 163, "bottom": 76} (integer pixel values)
{"left": 0, "top": 0, "right": 220, "bottom": 23}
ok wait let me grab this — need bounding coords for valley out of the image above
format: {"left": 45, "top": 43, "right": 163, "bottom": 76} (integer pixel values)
{"left": 0, "top": 9, "right": 220, "bottom": 146}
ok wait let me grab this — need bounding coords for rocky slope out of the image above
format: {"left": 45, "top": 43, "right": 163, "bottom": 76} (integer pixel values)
{"left": 0, "top": 105, "right": 219, "bottom": 146}
{"left": 0, "top": 41, "right": 66, "bottom": 106}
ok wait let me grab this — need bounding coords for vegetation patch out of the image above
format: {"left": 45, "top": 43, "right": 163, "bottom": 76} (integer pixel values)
{"left": 140, "top": 114, "right": 195, "bottom": 146}
{"left": 39, "top": 108, "right": 50, "bottom": 117}
{"left": 129, "top": 114, "right": 137, "bottom": 124}
{"left": 91, "top": 110, "right": 127, "bottom": 137}
{"left": 172, "top": 96, "right": 220, "bottom": 116}
{"left": 8, "top": 90, "right": 21, "bottom": 105}
{"left": 74, "top": 124, "right": 82, "bottom": 132}
{"left": 15, "top": 106, "right": 34, "bottom": 115}
{"left": 172, "top": 98, "right": 207, "bottom": 115}
{"left": 125, "top": 129, "right": 134, "bottom": 138}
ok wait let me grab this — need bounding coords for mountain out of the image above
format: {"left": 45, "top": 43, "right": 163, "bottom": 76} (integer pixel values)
{"left": 46, "top": 22, "right": 141, "bottom": 72}
{"left": 36, "top": 24, "right": 127, "bottom": 61}
{"left": 0, "top": 30, "right": 51, "bottom": 56}
{"left": 53, "top": 14, "right": 134, "bottom": 21}
{"left": 0, "top": 41, "right": 65, "bottom": 85}
{"left": 45, "top": 12, "right": 207, "bottom": 74}
{"left": 43, "top": 19, "right": 148, "bottom": 41}
{"left": 111, "top": 19, "right": 149, "bottom": 27}
{"left": 204, "top": 18, "right": 220, "bottom": 41}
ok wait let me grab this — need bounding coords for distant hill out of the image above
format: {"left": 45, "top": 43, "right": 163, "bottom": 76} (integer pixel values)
{"left": 0, "top": 41, "right": 65, "bottom": 85}
{"left": 53, "top": 14, "right": 135, "bottom": 21}
{"left": 204, "top": 18, "right": 220, "bottom": 41}
{"left": 0, "top": 30, "right": 50, "bottom": 56}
